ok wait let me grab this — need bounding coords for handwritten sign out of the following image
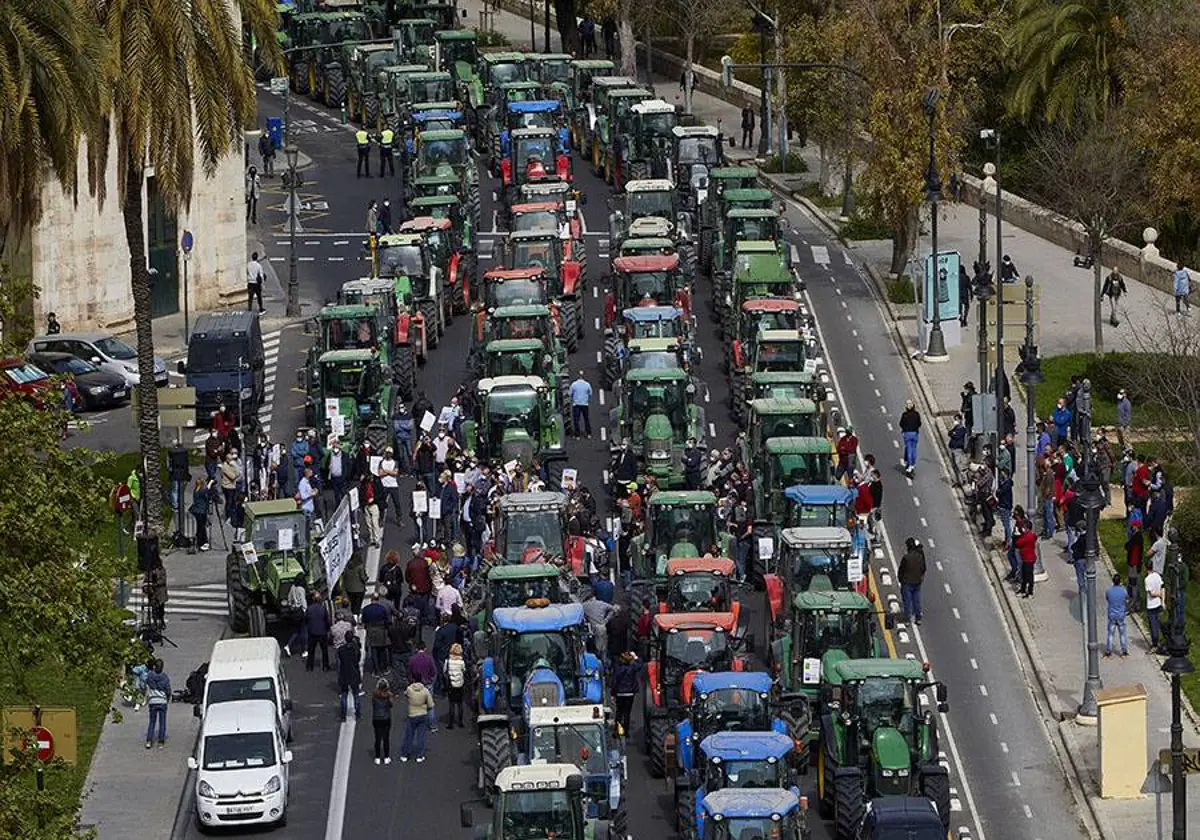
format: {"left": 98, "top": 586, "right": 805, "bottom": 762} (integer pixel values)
{"left": 277, "top": 528, "right": 294, "bottom": 551}
{"left": 427, "top": 498, "right": 442, "bottom": 520}
{"left": 412, "top": 490, "right": 428, "bottom": 514}
{"left": 561, "top": 468, "right": 578, "bottom": 490}
{"left": 757, "top": 537, "right": 774, "bottom": 560}
{"left": 420, "top": 411, "right": 437, "bottom": 433}
{"left": 324, "top": 398, "right": 340, "bottom": 418}
{"left": 242, "top": 543, "right": 259, "bottom": 565}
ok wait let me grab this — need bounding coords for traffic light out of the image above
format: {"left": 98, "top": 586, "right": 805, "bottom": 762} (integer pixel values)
{"left": 721, "top": 56, "right": 733, "bottom": 90}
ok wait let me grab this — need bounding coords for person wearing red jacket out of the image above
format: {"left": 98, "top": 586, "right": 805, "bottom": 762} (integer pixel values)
{"left": 835, "top": 426, "right": 859, "bottom": 483}
{"left": 1015, "top": 525, "right": 1038, "bottom": 597}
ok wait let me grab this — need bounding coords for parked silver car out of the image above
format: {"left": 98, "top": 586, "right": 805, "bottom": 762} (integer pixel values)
{"left": 28, "top": 332, "right": 168, "bottom": 388}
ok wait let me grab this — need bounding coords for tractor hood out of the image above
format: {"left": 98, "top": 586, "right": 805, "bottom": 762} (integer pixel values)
{"left": 644, "top": 412, "right": 672, "bottom": 446}
{"left": 818, "top": 648, "right": 851, "bottom": 684}
{"left": 872, "top": 726, "right": 911, "bottom": 773}
{"left": 500, "top": 430, "right": 535, "bottom": 467}
{"left": 669, "top": 539, "right": 700, "bottom": 559}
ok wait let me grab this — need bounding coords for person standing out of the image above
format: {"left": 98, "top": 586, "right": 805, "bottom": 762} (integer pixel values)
{"left": 323, "top": 439, "right": 351, "bottom": 507}
{"left": 219, "top": 451, "right": 241, "bottom": 521}
{"left": 360, "top": 473, "right": 381, "bottom": 547}
{"left": 379, "top": 199, "right": 393, "bottom": 236}
{"left": 1145, "top": 558, "right": 1166, "bottom": 653}
{"left": 46, "top": 312, "right": 62, "bottom": 335}
{"left": 443, "top": 643, "right": 467, "bottom": 729}
{"left": 1104, "top": 572, "right": 1128, "bottom": 658}
{"left": 740, "top": 103, "right": 755, "bottom": 149}
{"left": 432, "top": 613, "right": 458, "bottom": 695}
{"left": 245, "top": 165, "right": 260, "bottom": 224}
{"left": 297, "top": 466, "right": 318, "bottom": 523}
{"left": 400, "top": 674, "right": 435, "bottom": 762}
{"left": 356, "top": 128, "right": 372, "bottom": 178}
{"left": 366, "top": 200, "right": 379, "bottom": 238}
{"left": 1015, "top": 523, "right": 1038, "bottom": 596}
{"left": 305, "top": 592, "right": 333, "bottom": 671}
{"left": 897, "top": 537, "right": 926, "bottom": 625}
{"left": 376, "top": 448, "right": 402, "bottom": 524}
{"left": 1173, "top": 262, "right": 1191, "bottom": 314}
{"left": 1101, "top": 268, "right": 1126, "bottom": 326}
{"left": 145, "top": 560, "right": 169, "bottom": 629}
{"left": 144, "top": 659, "right": 171, "bottom": 749}
{"left": 379, "top": 127, "right": 396, "bottom": 176}
{"left": 1115, "top": 390, "right": 1131, "bottom": 450}
{"left": 405, "top": 552, "right": 434, "bottom": 625}
{"left": 337, "top": 632, "right": 363, "bottom": 721}
{"left": 342, "top": 553, "right": 368, "bottom": 617}
{"left": 372, "top": 679, "right": 394, "bottom": 765}
{"left": 362, "top": 593, "right": 392, "bottom": 676}
{"left": 258, "top": 128, "right": 276, "bottom": 176}
{"left": 611, "top": 651, "right": 642, "bottom": 736}
{"left": 947, "top": 414, "right": 968, "bottom": 485}
{"left": 190, "top": 476, "right": 212, "bottom": 551}
{"left": 898, "top": 400, "right": 921, "bottom": 477}
{"left": 835, "top": 425, "right": 858, "bottom": 483}
{"left": 246, "top": 251, "right": 266, "bottom": 312}
{"left": 958, "top": 264, "right": 972, "bottom": 326}
{"left": 569, "top": 371, "right": 593, "bottom": 439}
{"left": 438, "top": 471, "right": 460, "bottom": 545}
{"left": 682, "top": 439, "right": 703, "bottom": 491}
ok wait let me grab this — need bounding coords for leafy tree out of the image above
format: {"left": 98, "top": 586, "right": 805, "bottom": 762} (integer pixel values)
{"left": 664, "top": 0, "right": 726, "bottom": 114}
{"left": 1027, "top": 118, "right": 1145, "bottom": 355}
{"left": 1006, "top": 0, "right": 1133, "bottom": 126}
{"left": 0, "top": 0, "right": 108, "bottom": 253}
{"left": 553, "top": 0, "right": 581, "bottom": 54}
{"left": 587, "top": 0, "right": 639, "bottom": 77}
{"left": 86, "top": 0, "right": 281, "bottom": 538}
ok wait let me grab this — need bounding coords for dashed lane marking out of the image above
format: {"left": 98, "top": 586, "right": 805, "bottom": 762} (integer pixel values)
{"left": 1011, "top": 771, "right": 1021, "bottom": 787}
{"left": 979, "top": 685, "right": 989, "bottom": 696}
{"left": 598, "top": 390, "right": 605, "bottom": 406}
{"left": 595, "top": 351, "right": 602, "bottom": 363}
{"left": 952, "top": 607, "right": 961, "bottom": 620}
{"left": 594, "top": 317, "right": 601, "bottom": 331}
{"left": 999, "top": 740, "right": 1007, "bottom": 752}
{"left": 944, "top": 582, "right": 953, "bottom": 594}
{"left": 971, "top": 659, "right": 979, "bottom": 670}
{"left": 1022, "top": 805, "right": 1033, "bottom": 819}
{"left": 990, "top": 714, "right": 998, "bottom": 725}
{"left": 708, "top": 422, "right": 716, "bottom": 438}
{"left": 920, "top": 516, "right": 928, "bottom": 527}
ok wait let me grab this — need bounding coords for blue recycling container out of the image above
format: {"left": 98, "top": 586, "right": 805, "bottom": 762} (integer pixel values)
{"left": 266, "top": 117, "right": 283, "bottom": 149}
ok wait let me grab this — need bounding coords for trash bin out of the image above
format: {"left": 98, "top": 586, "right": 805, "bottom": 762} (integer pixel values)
{"left": 266, "top": 117, "right": 283, "bottom": 150}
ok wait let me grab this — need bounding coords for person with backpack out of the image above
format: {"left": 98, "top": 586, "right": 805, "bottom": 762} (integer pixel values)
{"left": 337, "top": 632, "right": 363, "bottom": 721}
{"left": 443, "top": 643, "right": 467, "bottom": 729}
{"left": 372, "top": 679, "right": 395, "bottom": 764}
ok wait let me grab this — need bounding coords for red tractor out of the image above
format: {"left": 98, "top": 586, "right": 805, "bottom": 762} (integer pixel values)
{"left": 604, "top": 253, "right": 691, "bottom": 330}
{"left": 504, "top": 229, "right": 585, "bottom": 352}
{"left": 659, "top": 557, "right": 741, "bottom": 627}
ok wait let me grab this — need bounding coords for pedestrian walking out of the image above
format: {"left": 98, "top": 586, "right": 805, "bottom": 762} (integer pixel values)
{"left": 1115, "top": 390, "right": 1131, "bottom": 450}
{"left": 245, "top": 165, "right": 260, "bottom": 224}
{"left": 611, "top": 651, "right": 642, "bottom": 736}
{"left": 958, "top": 264, "right": 971, "bottom": 326}
{"left": 144, "top": 659, "right": 170, "bottom": 749}
{"left": 1015, "top": 523, "right": 1037, "bottom": 597}
{"left": 1173, "top": 262, "right": 1191, "bottom": 314}
{"left": 569, "top": 371, "right": 593, "bottom": 438}
{"left": 189, "top": 476, "right": 212, "bottom": 550}
{"left": 283, "top": 576, "right": 309, "bottom": 657}
{"left": 1145, "top": 558, "right": 1166, "bottom": 653}
{"left": 379, "top": 199, "right": 393, "bottom": 235}
{"left": 246, "top": 251, "right": 266, "bottom": 312}
{"left": 400, "top": 674, "right": 435, "bottom": 762}
{"left": 372, "top": 679, "right": 394, "bottom": 764}
{"left": 376, "top": 447, "right": 402, "bottom": 523}
{"left": 258, "top": 128, "right": 276, "bottom": 176}
{"left": 947, "top": 414, "right": 968, "bottom": 485}
{"left": 1104, "top": 573, "right": 1129, "bottom": 658}
{"left": 337, "top": 632, "right": 363, "bottom": 721}
{"left": 1100, "top": 268, "right": 1126, "bottom": 326}
{"left": 305, "top": 592, "right": 333, "bottom": 671}
{"left": 899, "top": 400, "right": 921, "bottom": 476}
{"left": 898, "top": 537, "right": 926, "bottom": 625}
{"left": 443, "top": 643, "right": 467, "bottom": 729}
{"left": 356, "top": 128, "right": 372, "bottom": 178}
{"left": 362, "top": 592, "right": 392, "bottom": 675}
{"left": 740, "top": 103, "right": 755, "bottom": 149}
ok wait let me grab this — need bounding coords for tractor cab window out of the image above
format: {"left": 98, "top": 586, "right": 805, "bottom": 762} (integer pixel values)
{"left": 422, "top": 228, "right": 450, "bottom": 261}
{"left": 668, "top": 574, "right": 728, "bottom": 613}
{"left": 630, "top": 317, "right": 681, "bottom": 339}
{"left": 440, "top": 38, "right": 477, "bottom": 69}
{"left": 627, "top": 191, "right": 673, "bottom": 220}
{"left": 497, "top": 317, "right": 539, "bottom": 339}
{"left": 326, "top": 317, "right": 377, "bottom": 349}
{"left": 500, "top": 789, "right": 579, "bottom": 840}
{"left": 768, "top": 453, "right": 826, "bottom": 490}
{"left": 538, "top": 61, "right": 572, "bottom": 85}
{"left": 507, "top": 632, "right": 576, "bottom": 692}
{"left": 752, "top": 310, "right": 800, "bottom": 332}
{"left": 663, "top": 629, "right": 728, "bottom": 680}
{"left": 490, "top": 62, "right": 525, "bottom": 86}
{"left": 711, "top": 815, "right": 787, "bottom": 840}
{"left": 786, "top": 501, "right": 848, "bottom": 529}
{"left": 694, "top": 688, "right": 769, "bottom": 734}
{"left": 502, "top": 508, "right": 564, "bottom": 563}
{"left": 326, "top": 18, "right": 370, "bottom": 43}
{"left": 491, "top": 278, "right": 546, "bottom": 307}
{"left": 516, "top": 137, "right": 555, "bottom": 171}
{"left": 321, "top": 362, "right": 377, "bottom": 400}
{"left": 677, "top": 137, "right": 719, "bottom": 166}
{"left": 627, "top": 350, "right": 678, "bottom": 371}
{"left": 513, "top": 210, "right": 559, "bottom": 232}
{"left": 516, "top": 110, "right": 556, "bottom": 130}
{"left": 249, "top": 511, "right": 308, "bottom": 553}
{"left": 487, "top": 387, "right": 540, "bottom": 438}
{"left": 759, "top": 414, "right": 808, "bottom": 441}
{"left": 731, "top": 218, "right": 773, "bottom": 241}
{"left": 491, "top": 350, "right": 545, "bottom": 378}
{"left": 757, "top": 383, "right": 806, "bottom": 402}
{"left": 720, "top": 759, "right": 784, "bottom": 789}
{"left": 628, "top": 379, "right": 692, "bottom": 443}
{"left": 420, "top": 138, "right": 467, "bottom": 169}
{"left": 512, "top": 241, "right": 560, "bottom": 279}
{"left": 797, "top": 610, "right": 872, "bottom": 661}
{"left": 853, "top": 679, "right": 915, "bottom": 733}
{"left": 492, "top": 574, "right": 560, "bottom": 607}
{"left": 628, "top": 271, "right": 671, "bottom": 304}
{"left": 758, "top": 342, "right": 801, "bottom": 371}
{"left": 640, "top": 111, "right": 676, "bottom": 138}
{"left": 412, "top": 78, "right": 453, "bottom": 102}
{"left": 379, "top": 243, "right": 425, "bottom": 279}
{"left": 530, "top": 723, "right": 606, "bottom": 774}
{"left": 788, "top": 546, "right": 849, "bottom": 591}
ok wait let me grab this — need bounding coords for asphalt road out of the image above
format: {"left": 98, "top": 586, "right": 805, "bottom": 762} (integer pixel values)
{"left": 172, "top": 81, "right": 1085, "bottom": 840}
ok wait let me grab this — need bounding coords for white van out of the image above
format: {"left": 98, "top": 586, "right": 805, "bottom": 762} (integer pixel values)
{"left": 188, "top": 699, "right": 291, "bottom": 829}
{"left": 196, "top": 638, "right": 292, "bottom": 740}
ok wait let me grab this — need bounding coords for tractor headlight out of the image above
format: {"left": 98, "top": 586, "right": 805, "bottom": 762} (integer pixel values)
{"left": 897, "top": 768, "right": 909, "bottom": 777}
{"left": 198, "top": 780, "right": 217, "bottom": 799}
{"left": 881, "top": 769, "right": 894, "bottom": 777}
{"left": 650, "top": 449, "right": 669, "bottom": 460}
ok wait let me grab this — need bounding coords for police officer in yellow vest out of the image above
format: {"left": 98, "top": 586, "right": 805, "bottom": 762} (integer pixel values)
{"left": 355, "top": 128, "right": 371, "bottom": 178}
{"left": 379, "top": 127, "right": 396, "bottom": 177}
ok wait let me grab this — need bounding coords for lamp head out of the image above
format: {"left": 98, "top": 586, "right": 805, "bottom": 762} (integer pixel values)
{"left": 285, "top": 144, "right": 299, "bottom": 168}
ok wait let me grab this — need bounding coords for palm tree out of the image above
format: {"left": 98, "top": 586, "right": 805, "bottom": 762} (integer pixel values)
{"left": 0, "top": 0, "right": 107, "bottom": 253}
{"left": 90, "top": 0, "right": 281, "bottom": 536}
{"left": 1007, "top": 0, "right": 1132, "bottom": 125}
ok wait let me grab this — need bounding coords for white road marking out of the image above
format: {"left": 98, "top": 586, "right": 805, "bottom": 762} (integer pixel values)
{"left": 1011, "top": 771, "right": 1021, "bottom": 787}
{"left": 841, "top": 300, "right": 848, "bottom": 309}
{"left": 935, "top": 560, "right": 943, "bottom": 571}
{"left": 704, "top": 390, "right": 710, "bottom": 403}
{"left": 299, "top": 256, "right": 315, "bottom": 262}
{"left": 843, "top": 250, "right": 853, "bottom": 265}
{"left": 324, "top": 626, "right": 366, "bottom": 840}
{"left": 927, "top": 538, "right": 935, "bottom": 548}
{"left": 892, "top": 440, "right": 900, "bottom": 449}
{"left": 990, "top": 714, "right": 999, "bottom": 725}
{"left": 952, "top": 607, "right": 961, "bottom": 620}
{"left": 811, "top": 245, "right": 830, "bottom": 265}
{"left": 979, "top": 685, "right": 989, "bottom": 696}
{"left": 885, "top": 422, "right": 893, "bottom": 432}
{"left": 873, "top": 388, "right": 881, "bottom": 397}
{"left": 961, "top": 632, "right": 969, "bottom": 643}
{"left": 920, "top": 516, "right": 928, "bottom": 527}
{"left": 944, "top": 582, "right": 952, "bottom": 594}
{"left": 305, "top": 240, "right": 320, "bottom": 245}
{"left": 596, "top": 351, "right": 603, "bottom": 363}
{"left": 857, "top": 343, "right": 864, "bottom": 352}
{"left": 1022, "top": 805, "right": 1032, "bottom": 819}
{"left": 861, "top": 357, "right": 868, "bottom": 365}
{"left": 594, "top": 317, "right": 601, "bottom": 331}
{"left": 328, "top": 256, "right": 345, "bottom": 262}
{"left": 600, "top": 426, "right": 608, "bottom": 441}
{"left": 598, "top": 390, "right": 605, "bottom": 406}
{"left": 970, "top": 658, "right": 979, "bottom": 670}
{"left": 593, "top": 286, "right": 598, "bottom": 299}
{"left": 879, "top": 405, "right": 886, "bottom": 414}
{"left": 269, "top": 256, "right": 285, "bottom": 262}
{"left": 707, "top": 422, "right": 716, "bottom": 438}
{"left": 999, "top": 741, "right": 1008, "bottom": 752}
{"left": 835, "top": 287, "right": 842, "bottom": 295}
{"left": 912, "top": 496, "right": 921, "bottom": 507}
{"left": 867, "top": 372, "right": 875, "bottom": 381}
{"left": 333, "top": 240, "right": 349, "bottom": 246}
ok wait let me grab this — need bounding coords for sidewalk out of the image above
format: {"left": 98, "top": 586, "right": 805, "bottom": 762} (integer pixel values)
{"left": 823, "top": 198, "right": 1200, "bottom": 838}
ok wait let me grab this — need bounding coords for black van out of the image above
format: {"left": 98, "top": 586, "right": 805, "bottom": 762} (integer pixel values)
{"left": 179, "top": 312, "right": 266, "bottom": 425}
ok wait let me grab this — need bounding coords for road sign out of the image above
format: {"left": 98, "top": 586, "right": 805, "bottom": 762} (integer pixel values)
{"left": 31, "top": 726, "right": 54, "bottom": 762}
{"left": 1159, "top": 748, "right": 1200, "bottom": 776}
{"left": 2, "top": 708, "right": 78, "bottom": 765}
{"left": 181, "top": 230, "right": 194, "bottom": 262}
{"left": 269, "top": 76, "right": 288, "bottom": 94}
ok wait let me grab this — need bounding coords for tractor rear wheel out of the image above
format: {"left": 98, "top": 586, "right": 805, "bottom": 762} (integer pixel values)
{"left": 630, "top": 160, "right": 649, "bottom": 181}
{"left": 730, "top": 374, "right": 746, "bottom": 426}
{"left": 363, "top": 95, "right": 380, "bottom": 132}
{"left": 611, "top": 804, "right": 628, "bottom": 840}
{"left": 420, "top": 300, "right": 440, "bottom": 348}
{"left": 833, "top": 771, "right": 865, "bottom": 840}
{"left": 466, "top": 182, "right": 482, "bottom": 234}
{"left": 394, "top": 345, "right": 417, "bottom": 401}
{"left": 247, "top": 605, "right": 267, "bottom": 638}
{"left": 225, "top": 552, "right": 250, "bottom": 633}
{"left": 490, "top": 133, "right": 502, "bottom": 176}
{"left": 648, "top": 715, "right": 668, "bottom": 778}
{"left": 366, "top": 423, "right": 390, "bottom": 453}
{"left": 674, "top": 786, "right": 695, "bottom": 834}
{"left": 777, "top": 707, "right": 811, "bottom": 771}
{"left": 562, "top": 301, "right": 580, "bottom": 353}
{"left": 478, "top": 725, "right": 512, "bottom": 797}
{"left": 818, "top": 742, "right": 835, "bottom": 817}
{"left": 678, "top": 242, "right": 697, "bottom": 289}
{"left": 920, "top": 768, "right": 952, "bottom": 831}
{"left": 547, "top": 460, "right": 566, "bottom": 491}
{"left": 324, "top": 67, "right": 347, "bottom": 108}
{"left": 600, "top": 336, "right": 621, "bottom": 390}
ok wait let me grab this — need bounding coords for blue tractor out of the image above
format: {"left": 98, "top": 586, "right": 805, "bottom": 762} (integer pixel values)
{"left": 498, "top": 99, "right": 571, "bottom": 170}
{"left": 678, "top": 731, "right": 800, "bottom": 840}
{"left": 699, "top": 788, "right": 812, "bottom": 840}
{"left": 474, "top": 602, "right": 604, "bottom": 799}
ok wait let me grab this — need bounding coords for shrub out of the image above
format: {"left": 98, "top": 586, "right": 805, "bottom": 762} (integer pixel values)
{"left": 886, "top": 276, "right": 916, "bottom": 304}
{"left": 795, "top": 182, "right": 842, "bottom": 208}
{"left": 1172, "top": 489, "right": 1200, "bottom": 579}
{"left": 759, "top": 152, "right": 809, "bottom": 174}
{"left": 842, "top": 210, "right": 892, "bottom": 241}
{"left": 475, "top": 28, "right": 511, "bottom": 47}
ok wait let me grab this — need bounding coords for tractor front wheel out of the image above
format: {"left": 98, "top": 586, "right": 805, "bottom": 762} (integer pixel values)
{"left": 674, "top": 786, "right": 695, "bottom": 834}
{"left": 394, "top": 345, "right": 417, "bottom": 401}
{"left": 833, "top": 770, "right": 865, "bottom": 840}
{"left": 920, "top": 767, "right": 952, "bottom": 831}
{"left": 366, "top": 423, "right": 390, "bottom": 453}
{"left": 478, "top": 725, "right": 512, "bottom": 798}
{"left": 420, "top": 301, "right": 440, "bottom": 348}
{"left": 778, "top": 706, "right": 811, "bottom": 771}
{"left": 247, "top": 604, "right": 267, "bottom": 638}
{"left": 648, "top": 715, "right": 668, "bottom": 778}
{"left": 600, "top": 336, "right": 621, "bottom": 390}
{"left": 225, "top": 553, "right": 251, "bottom": 633}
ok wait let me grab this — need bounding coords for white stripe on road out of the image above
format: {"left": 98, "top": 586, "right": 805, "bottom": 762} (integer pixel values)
{"left": 600, "top": 427, "right": 607, "bottom": 441}
{"left": 594, "top": 317, "right": 601, "bottom": 331}
{"left": 325, "top": 626, "right": 366, "bottom": 840}
{"left": 595, "top": 351, "right": 603, "bottom": 363}
{"left": 598, "top": 390, "right": 605, "bottom": 406}
{"left": 328, "top": 256, "right": 345, "bottom": 262}
{"left": 708, "top": 422, "right": 716, "bottom": 438}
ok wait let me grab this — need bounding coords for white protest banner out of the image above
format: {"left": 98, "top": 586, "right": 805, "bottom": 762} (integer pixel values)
{"left": 330, "top": 414, "right": 346, "bottom": 439}
{"left": 320, "top": 496, "right": 355, "bottom": 588}
{"left": 757, "top": 537, "right": 775, "bottom": 560}
{"left": 324, "top": 398, "right": 340, "bottom": 418}
{"left": 348, "top": 486, "right": 360, "bottom": 512}
{"left": 847, "top": 554, "right": 864, "bottom": 584}
{"left": 561, "top": 468, "right": 578, "bottom": 490}
{"left": 420, "top": 411, "right": 437, "bottom": 433}
{"left": 370, "top": 455, "right": 383, "bottom": 476}
{"left": 427, "top": 497, "right": 442, "bottom": 520}
{"left": 277, "top": 528, "right": 294, "bottom": 551}
{"left": 412, "top": 489, "right": 429, "bottom": 514}
{"left": 454, "top": 472, "right": 467, "bottom": 494}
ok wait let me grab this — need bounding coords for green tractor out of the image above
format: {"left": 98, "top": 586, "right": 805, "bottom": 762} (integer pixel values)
{"left": 721, "top": 241, "right": 804, "bottom": 338}
{"left": 572, "top": 74, "right": 634, "bottom": 163}
{"left": 412, "top": 0, "right": 459, "bottom": 30}
{"left": 593, "top": 86, "right": 653, "bottom": 185}
{"left": 479, "top": 339, "right": 565, "bottom": 405}
{"left": 669, "top": 125, "right": 727, "bottom": 216}
{"left": 609, "top": 367, "right": 706, "bottom": 488}
{"left": 604, "top": 253, "right": 691, "bottom": 335}
{"left": 628, "top": 491, "right": 731, "bottom": 597}
{"left": 411, "top": 128, "right": 481, "bottom": 232}
{"left": 711, "top": 206, "right": 794, "bottom": 313}
{"left": 398, "top": 214, "right": 464, "bottom": 331}
{"left": 817, "top": 659, "right": 951, "bottom": 840}
{"left": 377, "top": 63, "right": 437, "bottom": 133}
{"left": 484, "top": 80, "right": 546, "bottom": 165}
{"left": 460, "top": 764, "right": 611, "bottom": 840}
{"left": 562, "top": 60, "right": 616, "bottom": 153}
{"left": 739, "top": 398, "right": 829, "bottom": 474}
{"left": 469, "top": 303, "right": 564, "bottom": 378}
{"left": 463, "top": 375, "right": 568, "bottom": 486}
{"left": 463, "top": 562, "right": 573, "bottom": 633}
{"left": 408, "top": 193, "right": 475, "bottom": 311}
{"left": 391, "top": 17, "right": 438, "bottom": 64}
{"left": 303, "top": 347, "right": 395, "bottom": 449}
{"left": 724, "top": 297, "right": 811, "bottom": 373}
{"left": 468, "top": 51, "right": 528, "bottom": 149}
{"left": 307, "top": 302, "right": 390, "bottom": 376}
{"left": 225, "top": 499, "right": 324, "bottom": 638}
{"left": 526, "top": 52, "right": 573, "bottom": 87}
{"left": 698, "top": 167, "right": 759, "bottom": 274}
{"left": 347, "top": 42, "right": 400, "bottom": 127}
{"left": 618, "top": 98, "right": 679, "bottom": 184}
{"left": 609, "top": 178, "right": 696, "bottom": 285}
{"left": 434, "top": 28, "right": 480, "bottom": 104}
{"left": 338, "top": 276, "right": 422, "bottom": 401}
{"left": 503, "top": 229, "right": 584, "bottom": 352}
{"left": 390, "top": 69, "right": 457, "bottom": 132}
{"left": 729, "top": 330, "right": 817, "bottom": 425}
{"left": 375, "top": 230, "right": 444, "bottom": 351}
{"left": 287, "top": 10, "right": 373, "bottom": 105}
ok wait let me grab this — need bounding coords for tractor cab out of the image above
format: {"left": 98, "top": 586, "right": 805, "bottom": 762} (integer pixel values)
{"left": 466, "top": 562, "right": 571, "bottom": 633}
{"left": 479, "top": 51, "right": 529, "bottom": 94}
{"left": 774, "top": 591, "right": 884, "bottom": 697}
{"left": 724, "top": 208, "right": 789, "bottom": 250}
{"left": 783, "top": 485, "right": 857, "bottom": 529}
{"left": 503, "top": 127, "right": 571, "bottom": 190}
{"left": 699, "top": 788, "right": 811, "bottom": 840}
{"left": 493, "top": 490, "right": 572, "bottom": 565}
{"left": 467, "top": 375, "right": 566, "bottom": 478}
{"left": 412, "top": 1, "right": 457, "bottom": 31}
{"left": 708, "top": 167, "right": 759, "bottom": 202}
{"left": 433, "top": 28, "right": 477, "bottom": 81}
{"left": 681, "top": 731, "right": 801, "bottom": 840}
{"left": 663, "top": 557, "right": 738, "bottom": 620}
{"left": 501, "top": 100, "right": 568, "bottom": 152}
{"left": 483, "top": 338, "right": 557, "bottom": 381}
{"left": 607, "top": 254, "right": 688, "bottom": 324}
{"left": 526, "top": 53, "right": 574, "bottom": 87}
{"left": 407, "top": 102, "right": 464, "bottom": 134}
{"left": 465, "top": 764, "right": 592, "bottom": 840}
{"left": 625, "top": 99, "right": 680, "bottom": 177}
{"left": 523, "top": 705, "right": 625, "bottom": 824}
{"left": 375, "top": 231, "right": 432, "bottom": 287}
{"left": 410, "top": 169, "right": 461, "bottom": 198}
{"left": 741, "top": 399, "right": 826, "bottom": 471}
{"left": 760, "top": 438, "right": 834, "bottom": 510}
{"left": 775, "top": 527, "right": 859, "bottom": 595}
{"left": 506, "top": 230, "right": 580, "bottom": 304}
{"left": 391, "top": 18, "right": 437, "bottom": 63}
{"left": 314, "top": 303, "right": 384, "bottom": 354}
{"left": 612, "top": 368, "right": 704, "bottom": 485}
{"left": 625, "top": 338, "right": 688, "bottom": 374}
{"left": 414, "top": 127, "right": 470, "bottom": 177}
{"left": 510, "top": 201, "right": 571, "bottom": 238}
{"left": 631, "top": 491, "right": 727, "bottom": 586}
{"left": 725, "top": 242, "right": 802, "bottom": 320}
{"left": 305, "top": 348, "right": 390, "bottom": 445}
{"left": 481, "top": 267, "right": 549, "bottom": 308}
{"left": 723, "top": 188, "right": 776, "bottom": 213}
{"left": 671, "top": 125, "right": 725, "bottom": 205}
{"left": 617, "top": 178, "right": 686, "bottom": 229}
{"left": 622, "top": 305, "right": 686, "bottom": 340}
{"left": 750, "top": 371, "right": 825, "bottom": 404}
{"left": 676, "top": 672, "right": 783, "bottom": 780}
{"left": 400, "top": 70, "right": 456, "bottom": 108}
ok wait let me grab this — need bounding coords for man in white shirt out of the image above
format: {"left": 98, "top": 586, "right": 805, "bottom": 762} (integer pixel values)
{"left": 435, "top": 579, "right": 462, "bottom": 617}
{"left": 246, "top": 251, "right": 266, "bottom": 313}
{"left": 297, "top": 467, "right": 318, "bottom": 520}
{"left": 433, "top": 428, "right": 460, "bottom": 471}
{"left": 1144, "top": 559, "right": 1166, "bottom": 653}
{"left": 375, "top": 447, "right": 401, "bottom": 524}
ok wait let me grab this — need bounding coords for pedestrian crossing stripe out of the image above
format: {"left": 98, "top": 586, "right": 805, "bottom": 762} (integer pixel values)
{"left": 127, "top": 583, "right": 227, "bottom": 617}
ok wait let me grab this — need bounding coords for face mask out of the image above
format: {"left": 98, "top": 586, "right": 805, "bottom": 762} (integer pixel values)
{"left": 438, "top": 432, "right": 446, "bottom": 439}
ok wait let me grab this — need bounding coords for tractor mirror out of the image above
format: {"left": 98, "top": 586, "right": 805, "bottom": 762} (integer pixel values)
{"left": 460, "top": 803, "right": 475, "bottom": 827}
{"left": 884, "top": 612, "right": 895, "bottom": 630}
{"left": 936, "top": 683, "right": 947, "bottom": 704}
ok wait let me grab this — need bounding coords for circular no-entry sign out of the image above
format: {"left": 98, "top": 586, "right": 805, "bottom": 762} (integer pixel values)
{"left": 31, "top": 726, "right": 54, "bottom": 762}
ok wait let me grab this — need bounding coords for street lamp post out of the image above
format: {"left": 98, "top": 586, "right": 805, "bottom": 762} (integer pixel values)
{"left": 923, "top": 89, "right": 947, "bottom": 361}
{"left": 529, "top": 0, "right": 535, "bottom": 52}
{"left": 285, "top": 144, "right": 300, "bottom": 317}
{"left": 1076, "top": 379, "right": 1104, "bottom": 724}
{"left": 1018, "top": 276, "right": 1048, "bottom": 581}
{"left": 988, "top": 131, "right": 1006, "bottom": 457}
{"left": 979, "top": 163, "right": 992, "bottom": 270}
{"left": 1162, "top": 532, "right": 1192, "bottom": 840}
{"left": 753, "top": 12, "right": 772, "bottom": 158}
{"left": 978, "top": 163, "right": 995, "bottom": 394}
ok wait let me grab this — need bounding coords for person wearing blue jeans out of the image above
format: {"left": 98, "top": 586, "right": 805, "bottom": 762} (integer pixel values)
{"left": 897, "top": 537, "right": 926, "bottom": 625}
{"left": 898, "top": 401, "right": 922, "bottom": 476}
{"left": 1104, "top": 573, "right": 1128, "bottom": 657}
{"left": 401, "top": 680, "right": 435, "bottom": 762}
{"left": 569, "top": 372, "right": 594, "bottom": 439}
{"left": 143, "top": 660, "right": 171, "bottom": 748}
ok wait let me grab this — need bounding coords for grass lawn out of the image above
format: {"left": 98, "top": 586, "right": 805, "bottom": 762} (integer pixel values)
{"left": 1097, "top": 518, "right": 1200, "bottom": 710}
{"left": 1035, "top": 353, "right": 1179, "bottom": 429}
